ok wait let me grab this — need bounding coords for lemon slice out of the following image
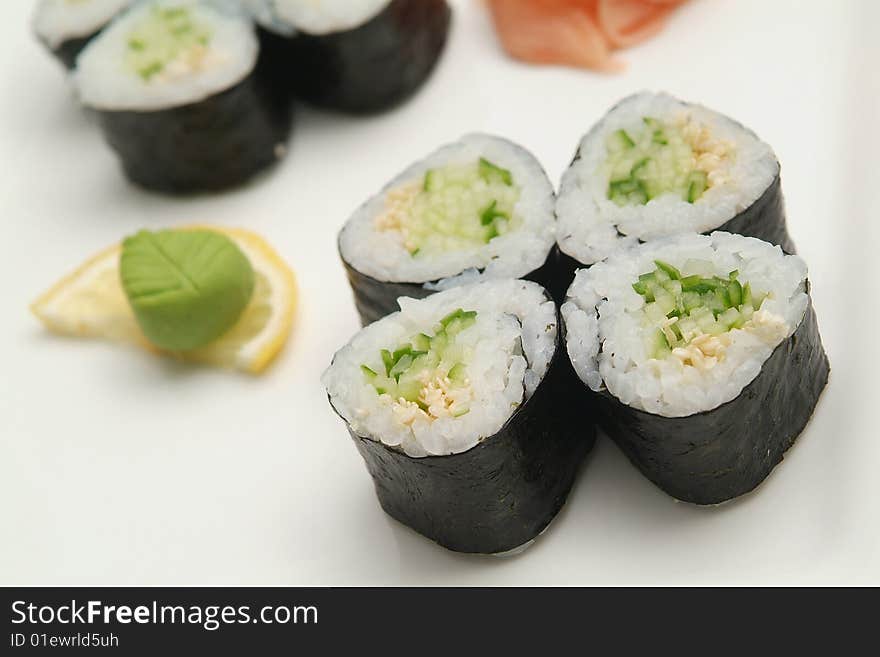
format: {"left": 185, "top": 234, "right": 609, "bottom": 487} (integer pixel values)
{"left": 31, "top": 227, "right": 297, "bottom": 374}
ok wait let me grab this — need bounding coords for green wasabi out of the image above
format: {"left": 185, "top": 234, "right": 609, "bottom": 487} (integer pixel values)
{"left": 120, "top": 229, "right": 254, "bottom": 351}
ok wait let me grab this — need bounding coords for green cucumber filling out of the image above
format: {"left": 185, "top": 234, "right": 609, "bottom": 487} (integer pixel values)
{"left": 361, "top": 309, "right": 477, "bottom": 421}
{"left": 632, "top": 260, "right": 786, "bottom": 366}
{"left": 125, "top": 5, "right": 213, "bottom": 82}
{"left": 375, "top": 158, "right": 521, "bottom": 257}
{"left": 604, "top": 115, "right": 734, "bottom": 206}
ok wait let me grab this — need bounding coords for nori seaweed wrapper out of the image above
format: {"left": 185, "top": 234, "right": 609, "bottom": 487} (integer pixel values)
{"left": 93, "top": 54, "right": 293, "bottom": 194}
{"left": 342, "top": 258, "right": 432, "bottom": 327}
{"left": 342, "top": 247, "right": 560, "bottom": 326}
{"left": 717, "top": 174, "right": 794, "bottom": 254}
{"left": 47, "top": 35, "right": 94, "bottom": 70}
{"left": 555, "top": 249, "right": 586, "bottom": 303}
{"left": 337, "top": 309, "right": 595, "bottom": 553}
{"left": 36, "top": 3, "right": 125, "bottom": 71}
{"left": 253, "top": 26, "right": 297, "bottom": 103}
{"left": 261, "top": 0, "right": 451, "bottom": 114}
{"left": 584, "top": 298, "right": 829, "bottom": 505}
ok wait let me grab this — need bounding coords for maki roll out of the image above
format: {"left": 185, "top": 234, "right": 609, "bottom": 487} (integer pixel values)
{"left": 74, "top": 0, "right": 293, "bottom": 194}
{"left": 339, "top": 134, "right": 558, "bottom": 325}
{"left": 556, "top": 92, "right": 794, "bottom": 293}
{"left": 33, "top": 0, "right": 133, "bottom": 69}
{"left": 562, "top": 232, "right": 829, "bottom": 505}
{"left": 246, "top": 0, "right": 451, "bottom": 113}
{"left": 322, "top": 279, "right": 594, "bottom": 553}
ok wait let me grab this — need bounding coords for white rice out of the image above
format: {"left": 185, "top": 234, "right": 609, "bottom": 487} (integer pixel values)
{"left": 33, "top": 0, "right": 132, "bottom": 49}
{"left": 323, "top": 279, "right": 557, "bottom": 458}
{"left": 557, "top": 91, "right": 779, "bottom": 266}
{"left": 339, "top": 133, "right": 556, "bottom": 288}
{"left": 562, "top": 232, "right": 808, "bottom": 417}
{"left": 247, "top": 0, "right": 391, "bottom": 35}
{"left": 74, "top": 0, "right": 257, "bottom": 112}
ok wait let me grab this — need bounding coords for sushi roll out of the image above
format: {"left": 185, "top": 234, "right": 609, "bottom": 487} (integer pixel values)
{"left": 74, "top": 0, "right": 293, "bottom": 194}
{"left": 246, "top": 0, "right": 452, "bottom": 113}
{"left": 556, "top": 92, "right": 795, "bottom": 293}
{"left": 562, "top": 232, "right": 829, "bottom": 505}
{"left": 339, "top": 134, "right": 558, "bottom": 325}
{"left": 322, "top": 279, "right": 594, "bottom": 554}
{"left": 33, "top": 0, "right": 133, "bottom": 69}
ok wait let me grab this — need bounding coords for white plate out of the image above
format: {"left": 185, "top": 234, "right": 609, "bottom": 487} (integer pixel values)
{"left": 1, "top": 0, "right": 877, "bottom": 585}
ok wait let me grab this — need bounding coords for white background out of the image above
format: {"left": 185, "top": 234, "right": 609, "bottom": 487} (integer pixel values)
{"left": 1, "top": 0, "right": 878, "bottom": 585}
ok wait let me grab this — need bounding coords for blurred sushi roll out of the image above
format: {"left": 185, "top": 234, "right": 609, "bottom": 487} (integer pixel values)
{"left": 562, "top": 232, "right": 829, "bottom": 505}
{"left": 33, "top": 0, "right": 134, "bottom": 69}
{"left": 555, "top": 92, "right": 795, "bottom": 294}
{"left": 74, "top": 0, "right": 294, "bottom": 194}
{"left": 339, "top": 134, "right": 559, "bottom": 325}
{"left": 246, "top": 0, "right": 452, "bottom": 113}
{"left": 323, "top": 279, "right": 594, "bottom": 553}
